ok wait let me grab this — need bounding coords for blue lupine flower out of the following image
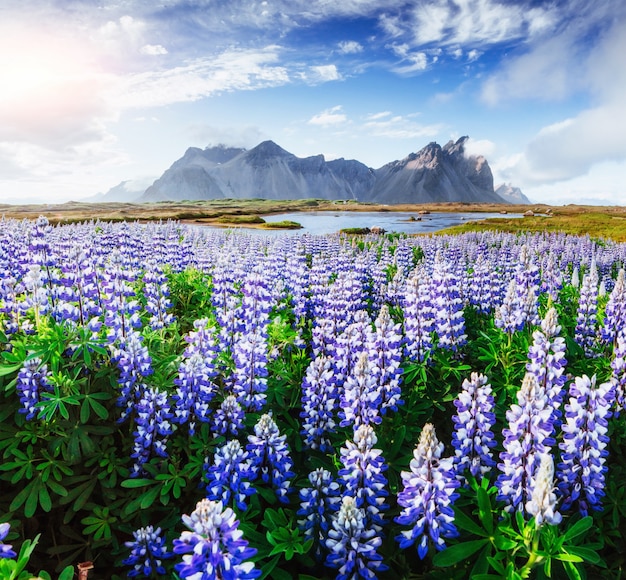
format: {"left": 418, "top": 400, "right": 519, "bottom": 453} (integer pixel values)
{"left": 574, "top": 265, "right": 600, "bottom": 356}
{"left": 526, "top": 454, "right": 562, "bottom": 528}
{"left": 211, "top": 395, "right": 245, "bottom": 437}
{"left": 325, "top": 496, "right": 388, "bottom": 580}
{"left": 112, "top": 331, "right": 154, "bottom": 423}
{"left": 172, "top": 353, "right": 218, "bottom": 435}
{"left": 131, "top": 386, "right": 173, "bottom": 476}
{"left": 338, "top": 424, "right": 389, "bottom": 533}
{"left": 205, "top": 439, "right": 256, "bottom": 511}
{"left": 601, "top": 269, "right": 626, "bottom": 346}
{"left": 403, "top": 266, "right": 434, "bottom": 362}
{"left": 526, "top": 307, "right": 567, "bottom": 426}
{"left": 611, "top": 331, "right": 626, "bottom": 414}
{"left": 430, "top": 253, "right": 467, "bottom": 352}
{"left": 514, "top": 245, "right": 541, "bottom": 329}
{"left": 369, "top": 304, "right": 403, "bottom": 413}
{"left": 339, "top": 351, "right": 382, "bottom": 429}
{"left": 395, "top": 423, "right": 460, "bottom": 559}
{"left": 496, "top": 373, "right": 555, "bottom": 514}
{"left": 173, "top": 499, "right": 260, "bottom": 580}
{"left": 16, "top": 357, "right": 53, "bottom": 420}
{"left": 231, "top": 329, "right": 268, "bottom": 412}
{"left": 0, "top": 522, "right": 16, "bottom": 559}
{"left": 451, "top": 372, "right": 496, "bottom": 481}
{"left": 298, "top": 468, "right": 341, "bottom": 556}
{"left": 247, "top": 414, "right": 294, "bottom": 504}
{"left": 123, "top": 525, "right": 171, "bottom": 578}
{"left": 142, "top": 262, "right": 175, "bottom": 330}
{"left": 300, "top": 355, "right": 337, "bottom": 451}
{"left": 495, "top": 279, "right": 525, "bottom": 334}
{"left": 557, "top": 374, "right": 614, "bottom": 516}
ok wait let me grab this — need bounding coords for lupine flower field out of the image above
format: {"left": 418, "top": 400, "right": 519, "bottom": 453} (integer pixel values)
{"left": 1, "top": 215, "right": 625, "bottom": 579}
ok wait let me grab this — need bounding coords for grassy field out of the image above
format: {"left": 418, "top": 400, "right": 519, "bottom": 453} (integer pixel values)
{"left": 438, "top": 208, "right": 626, "bottom": 242}
{"left": 1, "top": 198, "right": 625, "bottom": 238}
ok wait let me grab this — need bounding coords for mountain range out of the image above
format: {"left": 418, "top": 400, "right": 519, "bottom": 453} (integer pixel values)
{"left": 98, "top": 137, "right": 530, "bottom": 204}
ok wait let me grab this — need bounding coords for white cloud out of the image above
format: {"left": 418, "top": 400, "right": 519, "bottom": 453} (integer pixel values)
{"left": 489, "top": 15, "right": 626, "bottom": 191}
{"left": 308, "top": 106, "right": 348, "bottom": 126}
{"left": 338, "top": 40, "right": 363, "bottom": 54}
{"left": 114, "top": 46, "right": 290, "bottom": 108}
{"left": 365, "top": 111, "right": 392, "bottom": 121}
{"left": 463, "top": 137, "right": 496, "bottom": 158}
{"left": 409, "top": 0, "right": 557, "bottom": 47}
{"left": 307, "top": 64, "right": 342, "bottom": 83}
{"left": 140, "top": 44, "right": 168, "bottom": 55}
{"left": 363, "top": 114, "right": 441, "bottom": 139}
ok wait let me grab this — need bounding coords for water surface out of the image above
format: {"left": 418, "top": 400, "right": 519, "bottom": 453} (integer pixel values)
{"left": 248, "top": 210, "right": 519, "bottom": 235}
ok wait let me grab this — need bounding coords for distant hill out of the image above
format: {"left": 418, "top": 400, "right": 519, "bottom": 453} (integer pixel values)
{"left": 87, "top": 180, "right": 146, "bottom": 203}
{"left": 495, "top": 183, "right": 531, "bottom": 204}
{"left": 137, "top": 138, "right": 517, "bottom": 205}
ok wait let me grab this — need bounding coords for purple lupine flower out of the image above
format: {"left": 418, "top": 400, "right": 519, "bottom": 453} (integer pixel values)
{"left": 557, "top": 374, "right": 614, "bottom": 516}
{"left": 526, "top": 307, "right": 567, "bottom": 425}
{"left": 300, "top": 355, "right": 338, "bottom": 452}
{"left": 298, "top": 468, "right": 341, "bottom": 556}
{"left": 495, "top": 279, "right": 525, "bottom": 334}
{"left": 369, "top": 305, "right": 403, "bottom": 413}
{"left": 131, "top": 386, "right": 173, "bottom": 476}
{"left": 338, "top": 424, "right": 389, "bottom": 533}
{"left": 16, "top": 357, "right": 53, "bottom": 420}
{"left": 205, "top": 439, "right": 256, "bottom": 511}
{"left": 211, "top": 395, "right": 245, "bottom": 437}
{"left": 451, "top": 372, "right": 496, "bottom": 481}
{"left": 574, "top": 265, "right": 600, "bottom": 356}
{"left": 142, "top": 262, "right": 175, "bottom": 330}
{"left": 172, "top": 353, "right": 218, "bottom": 436}
{"left": 247, "top": 414, "right": 294, "bottom": 504}
{"left": 403, "top": 266, "right": 434, "bottom": 362}
{"left": 231, "top": 329, "right": 268, "bottom": 412}
{"left": 101, "top": 256, "right": 142, "bottom": 343}
{"left": 395, "top": 423, "right": 460, "bottom": 559}
{"left": 601, "top": 269, "right": 626, "bottom": 346}
{"left": 526, "top": 454, "right": 562, "bottom": 528}
{"left": 431, "top": 253, "right": 467, "bottom": 352}
{"left": 334, "top": 309, "right": 373, "bottom": 389}
{"left": 496, "top": 373, "right": 555, "bottom": 514}
{"left": 514, "top": 245, "right": 541, "bottom": 329}
{"left": 112, "top": 331, "right": 153, "bottom": 423}
{"left": 123, "top": 525, "right": 172, "bottom": 578}
{"left": 0, "top": 522, "right": 16, "bottom": 559}
{"left": 611, "top": 331, "right": 626, "bottom": 414}
{"left": 541, "top": 254, "right": 562, "bottom": 302}
{"left": 173, "top": 499, "right": 260, "bottom": 580}
{"left": 339, "top": 352, "right": 383, "bottom": 429}
{"left": 325, "top": 495, "right": 388, "bottom": 580}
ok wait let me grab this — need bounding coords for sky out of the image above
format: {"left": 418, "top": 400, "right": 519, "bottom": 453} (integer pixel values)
{"left": 1, "top": 0, "right": 626, "bottom": 206}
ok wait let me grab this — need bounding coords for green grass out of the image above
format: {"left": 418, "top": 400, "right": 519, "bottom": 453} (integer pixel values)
{"left": 260, "top": 220, "right": 302, "bottom": 229}
{"left": 437, "top": 212, "right": 626, "bottom": 242}
{"left": 216, "top": 214, "right": 265, "bottom": 224}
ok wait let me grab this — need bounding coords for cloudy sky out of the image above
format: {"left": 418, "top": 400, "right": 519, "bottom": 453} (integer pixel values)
{"left": 1, "top": 0, "right": 625, "bottom": 205}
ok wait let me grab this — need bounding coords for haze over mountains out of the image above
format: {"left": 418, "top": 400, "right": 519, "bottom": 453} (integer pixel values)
{"left": 98, "top": 137, "right": 530, "bottom": 205}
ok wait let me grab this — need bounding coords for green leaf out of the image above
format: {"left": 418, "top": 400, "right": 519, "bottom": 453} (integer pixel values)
{"left": 560, "top": 516, "right": 593, "bottom": 544}
{"left": 565, "top": 546, "right": 605, "bottom": 566}
{"left": 432, "top": 539, "right": 489, "bottom": 567}
{"left": 453, "top": 507, "right": 489, "bottom": 537}
{"left": 555, "top": 553, "right": 584, "bottom": 563}
{"left": 477, "top": 486, "right": 493, "bottom": 535}
{"left": 0, "top": 362, "right": 21, "bottom": 378}
{"left": 58, "top": 566, "right": 75, "bottom": 580}
{"left": 562, "top": 560, "right": 583, "bottom": 580}
{"left": 121, "top": 478, "right": 156, "bottom": 488}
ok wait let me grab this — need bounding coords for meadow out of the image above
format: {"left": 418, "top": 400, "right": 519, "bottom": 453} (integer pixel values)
{"left": 0, "top": 215, "right": 625, "bottom": 579}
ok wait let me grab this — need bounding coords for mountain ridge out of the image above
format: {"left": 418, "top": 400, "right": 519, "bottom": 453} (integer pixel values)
{"left": 129, "top": 138, "right": 527, "bottom": 204}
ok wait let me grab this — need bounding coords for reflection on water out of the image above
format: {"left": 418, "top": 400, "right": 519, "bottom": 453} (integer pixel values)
{"left": 231, "top": 211, "right": 519, "bottom": 236}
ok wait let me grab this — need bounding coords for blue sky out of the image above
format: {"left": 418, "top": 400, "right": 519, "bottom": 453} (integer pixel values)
{"left": 1, "top": 0, "right": 625, "bottom": 205}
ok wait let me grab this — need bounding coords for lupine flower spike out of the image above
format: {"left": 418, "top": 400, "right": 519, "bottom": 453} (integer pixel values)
{"left": 174, "top": 499, "right": 260, "bottom": 579}
{"left": 395, "top": 423, "right": 460, "bottom": 558}
{"left": 123, "top": 525, "right": 171, "bottom": 578}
